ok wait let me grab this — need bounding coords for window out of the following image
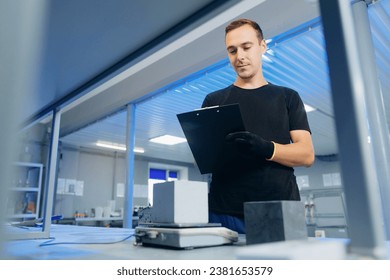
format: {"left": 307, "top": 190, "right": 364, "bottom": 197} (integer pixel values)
{"left": 168, "top": 170, "right": 178, "bottom": 181}
{"left": 149, "top": 168, "right": 167, "bottom": 180}
{"left": 147, "top": 164, "right": 188, "bottom": 205}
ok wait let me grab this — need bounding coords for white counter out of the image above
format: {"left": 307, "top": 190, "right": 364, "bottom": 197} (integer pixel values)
{"left": 4, "top": 224, "right": 244, "bottom": 260}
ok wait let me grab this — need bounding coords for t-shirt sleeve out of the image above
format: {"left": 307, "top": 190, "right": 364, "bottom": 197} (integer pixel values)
{"left": 201, "top": 89, "right": 225, "bottom": 108}
{"left": 201, "top": 95, "right": 211, "bottom": 108}
{"left": 286, "top": 89, "right": 312, "bottom": 133}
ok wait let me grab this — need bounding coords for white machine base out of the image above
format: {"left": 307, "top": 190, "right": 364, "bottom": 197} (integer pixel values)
{"left": 135, "top": 226, "right": 238, "bottom": 249}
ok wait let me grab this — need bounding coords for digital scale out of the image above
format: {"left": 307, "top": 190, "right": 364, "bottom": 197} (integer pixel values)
{"left": 135, "top": 222, "right": 239, "bottom": 249}
{"left": 131, "top": 106, "right": 245, "bottom": 249}
{"left": 134, "top": 170, "right": 239, "bottom": 250}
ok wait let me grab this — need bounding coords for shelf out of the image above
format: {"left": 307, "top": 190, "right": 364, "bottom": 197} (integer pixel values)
{"left": 300, "top": 187, "right": 344, "bottom": 197}
{"left": 14, "top": 161, "right": 44, "bottom": 168}
{"left": 10, "top": 187, "right": 39, "bottom": 192}
{"left": 74, "top": 216, "right": 138, "bottom": 227}
{"left": 9, "top": 213, "right": 37, "bottom": 219}
{"left": 7, "top": 162, "right": 43, "bottom": 220}
{"left": 75, "top": 217, "right": 123, "bottom": 222}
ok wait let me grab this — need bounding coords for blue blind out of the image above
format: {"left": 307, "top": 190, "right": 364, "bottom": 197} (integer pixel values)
{"left": 168, "top": 171, "right": 178, "bottom": 179}
{"left": 149, "top": 168, "right": 166, "bottom": 180}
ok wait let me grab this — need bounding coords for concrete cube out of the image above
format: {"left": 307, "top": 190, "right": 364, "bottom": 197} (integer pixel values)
{"left": 244, "top": 201, "right": 307, "bottom": 245}
{"left": 152, "top": 180, "right": 208, "bottom": 224}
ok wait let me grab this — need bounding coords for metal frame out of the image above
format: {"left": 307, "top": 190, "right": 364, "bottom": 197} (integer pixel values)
{"left": 319, "top": 0, "right": 388, "bottom": 258}
{"left": 124, "top": 103, "right": 136, "bottom": 228}
{"left": 41, "top": 109, "right": 61, "bottom": 236}
{"left": 351, "top": 0, "right": 390, "bottom": 240}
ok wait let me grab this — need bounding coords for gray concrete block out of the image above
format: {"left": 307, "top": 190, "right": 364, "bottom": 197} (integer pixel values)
{"left": 152, "top": 181, "right": 208, "bottom": 224}
{"left": 244, "top": 201, "right": 307, "bottom": 245}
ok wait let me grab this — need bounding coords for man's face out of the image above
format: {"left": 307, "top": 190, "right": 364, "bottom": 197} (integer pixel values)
{"left": 225, "top": 24, "right": 266, "bottom": 81}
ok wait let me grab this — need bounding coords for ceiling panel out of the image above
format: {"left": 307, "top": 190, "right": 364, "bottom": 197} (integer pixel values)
{"left": 26, "top": 0, "right": 232, "bottom": 120}
{"left": 370, "top": 0, "right": 390, "bottom": 125}
{"left": 61, "top": 0, "right": 390, "bottom": 165}
{"left": 58, "top": 0, "right": 319, "bottom": 135}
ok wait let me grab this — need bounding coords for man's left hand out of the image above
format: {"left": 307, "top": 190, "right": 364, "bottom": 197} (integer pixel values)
{"left": 226, "top": 131, "right": 274, "bottom": 159}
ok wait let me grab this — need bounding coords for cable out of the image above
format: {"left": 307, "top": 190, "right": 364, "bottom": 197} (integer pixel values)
{"left": 38, "top": 233, "right": 135, "bottom": 247}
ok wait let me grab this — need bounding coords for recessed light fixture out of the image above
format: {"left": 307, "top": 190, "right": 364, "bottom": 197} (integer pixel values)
{"left": 96, "top": 141, "right": 144, "bottom": 153}
{"left": 304, "top": 104, "right": 316, "bottom": 113}
{"left": 149, "top": 135, "right": 187, "bottom": 145}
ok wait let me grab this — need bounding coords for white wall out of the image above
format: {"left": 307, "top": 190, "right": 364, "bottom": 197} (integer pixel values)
{"left": 55, "top": 147, "right": 205, "bottom": 217}
{"left": 295, "top": 157, "right": 341, "bottom": 189}
{"left": 55, "top": 147, "right": 344, "bottom": 219}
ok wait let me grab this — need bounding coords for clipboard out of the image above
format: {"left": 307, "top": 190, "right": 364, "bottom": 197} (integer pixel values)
{"left": 177, "top": 103, "right": 245, "bottom": 174}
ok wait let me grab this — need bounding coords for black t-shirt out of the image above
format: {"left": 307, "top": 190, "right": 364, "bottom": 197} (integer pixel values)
{"left": 202, "top": 83, "right": 311, "bottom": 217}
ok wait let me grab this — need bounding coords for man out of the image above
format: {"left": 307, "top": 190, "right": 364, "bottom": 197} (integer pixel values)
{"left": 202, "top": 18, "right": 315, "bottom": 233}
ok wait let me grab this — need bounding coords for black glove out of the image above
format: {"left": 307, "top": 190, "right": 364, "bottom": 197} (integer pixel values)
{"left": 226, "top": 131, "right": 274, "bottom": 159}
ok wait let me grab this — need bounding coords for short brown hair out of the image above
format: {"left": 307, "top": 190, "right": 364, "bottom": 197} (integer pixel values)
{"left": 225, "top": 18, "right": 264, "bottom": 41}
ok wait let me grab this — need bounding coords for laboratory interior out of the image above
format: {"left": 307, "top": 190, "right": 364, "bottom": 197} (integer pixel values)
{"left": 1, "top": 0, "right": 390, "bottom": 260}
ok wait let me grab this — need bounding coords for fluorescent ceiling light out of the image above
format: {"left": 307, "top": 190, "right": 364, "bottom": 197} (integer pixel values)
{"left": 133, "top": 147, "right": 145, "bottom": 154}
{"left": 96, "top": 141, "right": 144, "bottom": 153}
{"left": 149, "top": 135, "right": 187, "bottom": 145}
{"left": 262, "top": 54, "right": 273, "bottom": 63}
{"left": 266, "top": 49, "right": 275, "bottom": 56}
{"left": 96, "top": 141, "right": 126, "bottom": 151}
{"left": 304, "top": 104, "right": 316, "bottom": 113}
